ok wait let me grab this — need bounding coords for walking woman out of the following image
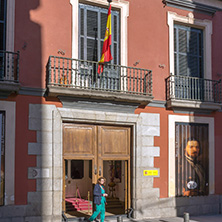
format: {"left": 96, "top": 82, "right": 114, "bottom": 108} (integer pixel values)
{"left": 89, "top": 177, "right": 108, "bottom": 222}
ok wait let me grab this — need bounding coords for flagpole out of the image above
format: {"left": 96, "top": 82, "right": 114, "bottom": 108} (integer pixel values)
{"left": 98, "top": 0, "right": 113, "bottom": 74}
{"left": 107, "top": 0, "right": 112, "bottom": 7}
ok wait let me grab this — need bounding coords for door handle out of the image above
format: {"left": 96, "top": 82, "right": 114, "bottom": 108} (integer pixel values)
{"left": 94, "top": 165, "right": 97, "bottom": 175}
{"left": 99, "top": 166, "right": 101, "bottom": 176}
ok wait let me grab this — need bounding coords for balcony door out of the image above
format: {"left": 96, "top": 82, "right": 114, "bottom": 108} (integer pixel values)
{"left": 77, "top": 4, "right": 120, "bottom": 90}
{"left": 174, "top": 24, "right": 204, "bottom": 100}
{"left": 62, "top": 123, "right": 131, "bottom": 218}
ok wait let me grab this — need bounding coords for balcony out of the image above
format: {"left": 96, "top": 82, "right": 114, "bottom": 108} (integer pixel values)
{"left": 46, "top": 56, "right": 153, "bottom": 106}
{"left": 0, "top": 50, "right": 20, "bottom": 98}
{"left": 166, "top": 74, "right": 222, "bottom": 112}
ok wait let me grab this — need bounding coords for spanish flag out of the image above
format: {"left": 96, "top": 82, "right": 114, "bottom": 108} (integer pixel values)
{"left": 98, "top": 4, "right": 113, "bottom": 74}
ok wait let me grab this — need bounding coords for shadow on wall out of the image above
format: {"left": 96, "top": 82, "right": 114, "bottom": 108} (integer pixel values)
{"left": 14, "top": 0, "right": 45, "bottom": 218}
{"left": 16, "top": 0, "right": 42, "bottom": 87}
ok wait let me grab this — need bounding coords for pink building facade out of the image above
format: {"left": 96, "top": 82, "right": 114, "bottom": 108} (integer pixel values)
{"left": 0, "top": 0, "right": 222, "bottom": 221}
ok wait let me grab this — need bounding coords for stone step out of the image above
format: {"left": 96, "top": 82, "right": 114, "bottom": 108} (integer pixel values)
{"left": 106, "top": 205, "right": 123, "bottom": 209}
{"left": 106, "top": 198, "right": 121, "bottom": 202}
{"left": 106, "top": 198, "right": 124, "bottom": 207}
{"left": 107, "top": 201, "right": 123, "bottom": 205}
{"left": 62, "top": 215, "right": 129, "bottom": 222}
{"left": 65, "top": 198, "right": 92, "bottom": 212}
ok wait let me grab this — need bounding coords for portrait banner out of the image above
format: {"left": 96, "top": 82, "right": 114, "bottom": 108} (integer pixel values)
{"left": 175, "top": 123, "right": 209, "bottom": 197}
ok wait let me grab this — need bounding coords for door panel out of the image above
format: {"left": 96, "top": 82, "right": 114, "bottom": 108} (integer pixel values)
{"left": 98, "top": 126, "right": 130, "bottom": 158}
{"left": 63, "top": 159, "right": 66, "bottom": 211}
{"left": 97, "top": 125, "right": 130, "bottom": 179}
{"left": 126, "top": 160, "right": 131, "bottom": 210}
{"left": 65, "top": 160, "right": 93, "bottom": 198}
{"left": 63, "top": 124, "right": 96, "bottom": 157}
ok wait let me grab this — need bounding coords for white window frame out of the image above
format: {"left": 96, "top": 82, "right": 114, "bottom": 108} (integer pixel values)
{"left": 167, "top": 11, "right": 212, "bottom": 79}
{"left": 0, "top": 101, "right": 16, "bottom": 205}
{"left": 70, "top": 0, "right": 129, "bottom": 67}
{"left": 168, "top": 115, "right": 215, "bottom": 197}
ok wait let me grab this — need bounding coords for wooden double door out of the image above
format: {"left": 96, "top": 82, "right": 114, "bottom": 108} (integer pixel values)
{"left": 63, "top": 123, "right": 131, "bottom": 215}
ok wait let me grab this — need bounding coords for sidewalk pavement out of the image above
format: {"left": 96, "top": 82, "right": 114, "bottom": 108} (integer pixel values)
{"left": 137, "top": 214, "right": 222, "bottom": 222}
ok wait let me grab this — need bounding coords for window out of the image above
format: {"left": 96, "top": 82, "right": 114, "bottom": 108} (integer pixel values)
{"left": 173, "top": 24, "right": 205, "bottom": 100}
{"left": 168, "top": 12, "right": 212, "bottom": 80}
{"left": 71, "top": 160, "right": 84, "bottom": 179}
{"left": 0, "top": 112, "right": 5, "bottom": 205}
{"left": 79, "top": 4, "right": 120, "bottom": 64}
{"left": 174, "top": 24, "right": 203, "bottom": 78}
{"left": 70, "top": 0, "right": 128, "bottom": 67}
{"left": 175, "top": 123, "right": 209, "bottom": 197}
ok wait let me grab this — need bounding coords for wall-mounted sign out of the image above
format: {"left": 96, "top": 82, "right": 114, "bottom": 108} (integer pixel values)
{"left": 143, "top": 170, "right": 158, "bottom": 176}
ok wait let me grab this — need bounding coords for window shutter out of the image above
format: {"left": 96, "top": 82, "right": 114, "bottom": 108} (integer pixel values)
{"left": 100, "top": 12, "right": 107, "bottom": 40}
{"left": 86, "top": 10, "right": 98, "bottom": 61}
{"left": 113, "top": 14, "right": 119, "bottom": 65}
{"left": 0, "top": 0, "right": 7, "bottom": 50}
{"left": 174, "top": 24, "right": 203, "bottom": 78}
{"left": 100, "top": 11, "right": 107, "bottom": 61}
{"left": 79, "top": 8, "right": 84, "bottom": 60}
{"left": 174, "top": 27, "right": 178, "bottom": 75}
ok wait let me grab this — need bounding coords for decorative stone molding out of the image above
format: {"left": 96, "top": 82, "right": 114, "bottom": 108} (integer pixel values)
{"left": 19, "top": 87, "right": 46, "bottom": 97}
{"left": 0, "top": 82, "right": 20, "bottom": 99}
{"left": 55, "top": 108, "right": 160, "bottom": 219}
{"left": 0, "top": 101, "right": 16, "bottom": 205}
{"left": 166, "top": 99, "right": 222, "bottom": 113}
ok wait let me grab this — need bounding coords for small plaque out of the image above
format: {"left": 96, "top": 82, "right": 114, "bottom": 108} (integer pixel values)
{"left": 143, "top": 170, "right": 158, "bottom": 176}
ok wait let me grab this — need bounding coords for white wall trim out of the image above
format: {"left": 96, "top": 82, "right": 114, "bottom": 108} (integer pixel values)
{"left": 0, "top": 101, "right": 16, "bottom": 205}
{"left": 168, "top": 114, "right": 215, "bottom": 197}
{"left": 6, "top": 0, "right": 15, "bottom": 52}
{"left": 70, "top": 0, "right": 129, "bottom": 66}
{"left": 167, "top": 11, "right": 212, "bottom": 79}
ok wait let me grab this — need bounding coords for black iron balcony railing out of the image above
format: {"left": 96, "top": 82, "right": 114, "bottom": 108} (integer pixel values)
{"left": 0, "top": 50, "right": 20, "bottom": 82}
{"left": 166, "top": 74, "right": 221, "bottom": 103}
{"left": 47, "top": 56, "right": 152, "bottom": 96}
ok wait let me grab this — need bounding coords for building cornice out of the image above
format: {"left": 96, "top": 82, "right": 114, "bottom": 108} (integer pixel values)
{"left": 163, "top": 0, "right": 222, "bottom": 15}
